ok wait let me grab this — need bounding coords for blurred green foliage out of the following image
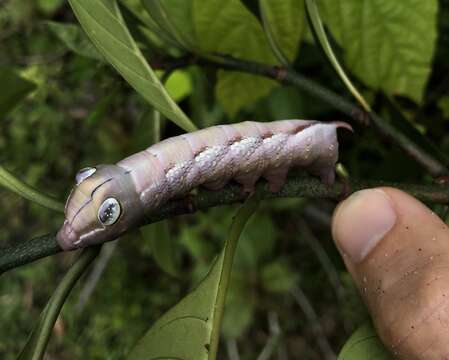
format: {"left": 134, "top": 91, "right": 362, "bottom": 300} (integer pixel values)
{"left": 1, "top": 0, "right": 448, "bottom": 359}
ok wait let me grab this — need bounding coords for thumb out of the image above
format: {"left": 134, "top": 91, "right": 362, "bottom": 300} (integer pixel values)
{"left": 332, "top": 187, "right": 449, "bottom": 359}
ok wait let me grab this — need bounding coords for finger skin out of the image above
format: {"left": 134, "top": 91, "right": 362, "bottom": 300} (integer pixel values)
{"left": 332, "top": 187, "right": 449, "bottom": 359}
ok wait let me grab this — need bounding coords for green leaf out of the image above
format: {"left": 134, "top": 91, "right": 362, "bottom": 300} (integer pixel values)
{"left": 85, "top": 88, "right": 119, "bottom": 126}
{"left": 163, "top": 70, "right": 193, "bottom": 102}
{"left": 130, "top": 108, "right": 162, "bottom": 152}
{"left": 338, "top": 323, "right": 392, "bottom": 360}
{"left": 140, "top": 220, "right": 180, "bottom": 278}
{"left": 236, "top": 212, "right": 277, "bottom": 268}
{"left": 196, "top": 0, "right": 278, "bottom": 116}
{"left": 18, "top": 247, "right": 100, "bottom": 360}
{"left": 0, "top": 166, "right": 64, "bottom": 213}
{"left": 37, "top": 0, "right": 64, "bottom": 14}
{"left": 121, "top": 0, "right": 185, "bottom": 50}
{"left": 179, "top": 225, "right": 217, "bottom": 262}
{"left": 259, "top": 0, "right": 306, "bottom": 64}
{"left": 221, "top": 274, "right": 254, "bottom": 338}
{"left": 261, "top": 260, "right": 298, "bottom": 294}
{"left": 438, "top": 95, "right": 449, "bottom": 119}
{"left": 126, "top": 199, "right": 258, "bottom": 360}
{"left": 319, "top": 0, "right": 438, "bottom": 103}
{"left": 305, "top": 0, "right": 371, "bottom": 112}
{"left": 46, "top": 21, "right": 102, "bottom": 60}
{"left": 0, "top": 67, "right": 36, "bottom": 116}
{"left": 216, "top": 74, "right": 276, "bottom": 118}
{"left": 142, "top": 0, "right": 278, "bottom": 116}
{"left": 68, "top": 0, "right": 197, "bottom": 132}
{"left": 142, "top": 0, "right": 196, "bottom": 49}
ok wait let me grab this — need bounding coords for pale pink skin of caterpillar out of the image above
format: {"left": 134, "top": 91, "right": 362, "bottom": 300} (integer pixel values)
{"left": 57, "top": 120, "right": 350, "bottom": 250}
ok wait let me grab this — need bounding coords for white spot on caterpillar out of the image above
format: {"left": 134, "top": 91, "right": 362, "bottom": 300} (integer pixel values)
{"left": 262, "top": 133, "right": 286, "bottom": 146}
{"left": 229, "top": 137, "right": 259, "bottom": 157}
{"left": 195, "top": 146, "right": 224, "bottom": 167}
{"left": 139, "top": 180, "right": 169, "bottom": 208}
{"left": 262, "top": 133, "right": 288, "bottom": 161}
{"left": 166, "top": 161, "right": 192, "bottom": 182}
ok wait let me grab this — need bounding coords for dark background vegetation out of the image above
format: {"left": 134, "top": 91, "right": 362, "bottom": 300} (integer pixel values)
{"left": 1, "top": 0, "right": 449, "bottom": 358}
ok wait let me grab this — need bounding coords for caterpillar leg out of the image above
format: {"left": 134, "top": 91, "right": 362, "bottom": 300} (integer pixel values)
{"left": 234, "top": 172, "right": 263, "bottom": 193}
{"left": 320, "top": 168, "right": 335, "bottom": 185}
{"left": 202, "top": 178, "right": 229, "bottom": 191}
{"left": 263, "top": 167, "right": 289, "bottom": 193}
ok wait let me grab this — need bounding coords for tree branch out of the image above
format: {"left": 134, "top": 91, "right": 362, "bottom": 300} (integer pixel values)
{"left": 1, "top": 176, "right": 449, "bottom": 275}
{"left": 153, "top": 54, "right": 448, "bottom": 177}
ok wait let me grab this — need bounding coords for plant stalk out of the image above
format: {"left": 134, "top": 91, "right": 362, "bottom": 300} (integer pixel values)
{"left": 1, "top": 176, "right": 448, "bottom": 275}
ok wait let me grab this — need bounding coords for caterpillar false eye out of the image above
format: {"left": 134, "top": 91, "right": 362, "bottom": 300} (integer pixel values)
{"left": 98, "top": 197, "right": 121, "bottom": 225}
{"left": 76, "top": 167, "right": 96, "bottom": 185}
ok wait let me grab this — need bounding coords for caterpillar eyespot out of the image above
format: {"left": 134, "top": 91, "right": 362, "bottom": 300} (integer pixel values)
{"left": 98, "top": 197, "right": 121, "bottom": 226}
{"left": 57, "top": 119, "right": 351, "bottom": 250}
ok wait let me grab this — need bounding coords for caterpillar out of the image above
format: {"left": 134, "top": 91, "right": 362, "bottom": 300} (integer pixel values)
{"left": 57, "top": 120, "right": 350, "bottom": 250}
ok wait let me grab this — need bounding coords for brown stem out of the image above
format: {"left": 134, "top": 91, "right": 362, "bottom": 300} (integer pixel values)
{"left": 1, "top": 176, "right": 448, "bottom": 275}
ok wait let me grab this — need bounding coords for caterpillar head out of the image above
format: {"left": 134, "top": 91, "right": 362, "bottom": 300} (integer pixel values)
{"left": 57, "top": 165, "right": 142, "bottom": 250}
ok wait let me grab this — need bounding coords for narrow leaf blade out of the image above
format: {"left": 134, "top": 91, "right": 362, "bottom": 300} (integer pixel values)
{"left": 18, "top": 248, "right": 100, "bottom": 360}
{"left": 0, "top": 68, "right": 36, "bottom": 116}
{"left": 46, "top": 21, "right": 102, "bottom": 60}
{"left": 259, "top": 0, "right": 306, "bottom": 65}
{"left": 0, "top": 166, "right": 64, "bottom": 213}
{"left": 305, "top": 0, "right": 371, "bottom": 112}
{"left": 68, "top": 0, "right": 197, "bottom": 132}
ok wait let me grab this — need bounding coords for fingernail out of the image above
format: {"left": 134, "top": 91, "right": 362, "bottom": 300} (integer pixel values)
{"left": 332, "top": 189, "right": 397, "bottom": 263}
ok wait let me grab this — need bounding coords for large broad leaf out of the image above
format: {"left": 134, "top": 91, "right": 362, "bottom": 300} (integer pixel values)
{"left": 121, "top": 0, "right": 184, "bottom": 50}
{"left": 142, "top": 0, "right": 196, "bottom": 49}
{"left": 143, "top": 0, "right": 278, "bottom": 116}
{"left": 195, "top": 0, "right": 278, "bottom": 116}
{"left": 126, "top": 199, "right": 258, "bottom": 360}
{"left": 338, "top": 323, "right": 392, "bottom": 360}
{"left": 320, "top": 0, "right": 438, "bottom": 103}
{"left": 259, "top": 0, "right": 306, "bottom": 64}
{"left": 68, "top": 0, "right": 197, "bottom": 132}
{"left": 0, "top": 67, "right": 36, "bottom": 116}
{"left": 215, "top": 74, "right": 276, "bottom": 117}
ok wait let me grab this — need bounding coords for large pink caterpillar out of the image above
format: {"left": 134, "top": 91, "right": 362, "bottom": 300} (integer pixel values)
{"left": 57, "top": 120, "right": 349, "bottom": 250}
